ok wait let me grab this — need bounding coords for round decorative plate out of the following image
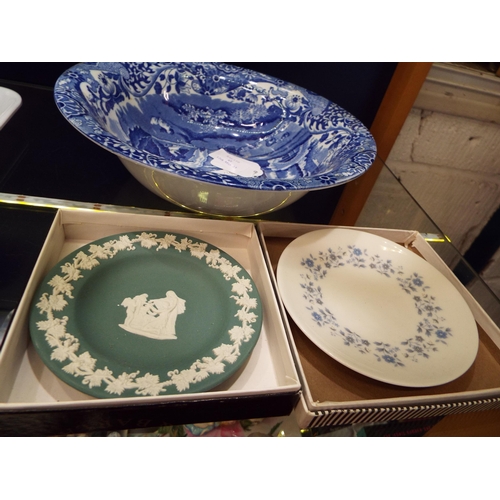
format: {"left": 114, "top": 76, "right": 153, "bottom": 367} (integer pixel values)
{"left": 54, "top": 62, "right": 376, "bottom": 191}
{"left": 29, "top": 231, "right": 262, "bottom": 398}
{"left": 276, "top": 228, "right": 479, "bottom": 387}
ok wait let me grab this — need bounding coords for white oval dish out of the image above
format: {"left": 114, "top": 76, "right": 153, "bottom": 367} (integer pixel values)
{"left": 0, "top": 87, "right": 22, "bottom": 130}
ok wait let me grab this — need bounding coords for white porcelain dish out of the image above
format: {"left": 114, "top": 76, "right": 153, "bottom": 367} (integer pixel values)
{"left": 54, "top": 63, "right": 376, "bottom": 216}
{"left": 277, "top": 228, "right": 479, "bottom": 387}
{"left": 0, "top": 87, "right": 22, "bottom": 130}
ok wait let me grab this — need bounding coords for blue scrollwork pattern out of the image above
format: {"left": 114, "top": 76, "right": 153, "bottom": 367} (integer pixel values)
{"left": 54, "top": 63, "right": 376, "bottom": 191}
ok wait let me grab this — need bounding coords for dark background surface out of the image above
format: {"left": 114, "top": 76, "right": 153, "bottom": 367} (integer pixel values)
{"left": 0, "top": 62, "right": 397, "bottom": 127}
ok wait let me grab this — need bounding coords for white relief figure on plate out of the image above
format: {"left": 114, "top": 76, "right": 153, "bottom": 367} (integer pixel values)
{"left": 119, "top": 291, "right": 186, "bottom": 340}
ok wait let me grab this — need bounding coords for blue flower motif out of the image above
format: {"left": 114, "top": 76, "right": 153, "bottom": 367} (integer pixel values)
{"left": 284, "top": 93, "right": 303, "bottom": 112}
{"left": 304, "top": 258, "right": 314, "bottom": 268}
{"left": 412, "top": 277, "right": 423, "bottom": 287}
{"left": 436, "top": 329, "right": 448, "bottom": 339}
{"left": 382, "top": 355, "right": 396, "bottom": 364}
{"left": 312, "top": 312, "right": 322, "bottom": 322}
{"left": 353, "top": 248, "right": 362, "bottom": 256}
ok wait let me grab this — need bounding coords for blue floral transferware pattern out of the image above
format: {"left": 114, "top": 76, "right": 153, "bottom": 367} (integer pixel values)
{"left": 54, "top": 63, "right": 376, "bottom": 191}
{"left": 300, "top": 245, "right": 452, "bottom": 367}
{"left": 277, "top": 228, "right": 479, "bottom": 388}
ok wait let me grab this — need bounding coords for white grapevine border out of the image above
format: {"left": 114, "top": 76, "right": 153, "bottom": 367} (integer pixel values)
{"left": 34, "top": 232, "right": 260, "bottom": 397}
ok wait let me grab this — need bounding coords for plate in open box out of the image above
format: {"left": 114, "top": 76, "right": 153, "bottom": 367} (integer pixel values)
{"left": 29, "top": 231, "right": 262, "bottom": 398}
{"left": 277, "top": 228, "right": 479, "bottom": 387}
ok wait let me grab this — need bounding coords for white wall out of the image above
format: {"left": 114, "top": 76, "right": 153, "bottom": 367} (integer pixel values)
{"left": 359, "top": 63, "right": 500, "bottom": 300}
{"left": 387, "top": 108, "right": 500, "bottom": 253}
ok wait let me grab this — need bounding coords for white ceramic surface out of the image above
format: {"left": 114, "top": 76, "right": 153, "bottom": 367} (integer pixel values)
{"left": 120, "top": 157, "right": 309, "bottom": 215}
{"left": 277, "top": 228, "right": 479, "bottom": 387}
{"left": 0, "top": 87, "right": 22, "bottom": 130}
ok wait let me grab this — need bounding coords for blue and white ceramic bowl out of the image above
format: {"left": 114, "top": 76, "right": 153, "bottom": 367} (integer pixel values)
{"left": 54, "top": 63, "right": 376, "bottom": 216}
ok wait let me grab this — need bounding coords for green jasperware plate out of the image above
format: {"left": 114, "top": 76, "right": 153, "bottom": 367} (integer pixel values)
{"left": 29, "top": 231, "right": 262, "bottom": 398}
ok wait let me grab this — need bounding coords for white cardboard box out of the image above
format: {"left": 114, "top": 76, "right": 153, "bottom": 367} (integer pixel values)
{"left": 4, "top": 210, "right": 500, "bottom": 435}
{"left": 258, "top": 221, "right": 500, "bottom": 429}
{"left": 0, "top": 210, "right": 300, "bottom": 435}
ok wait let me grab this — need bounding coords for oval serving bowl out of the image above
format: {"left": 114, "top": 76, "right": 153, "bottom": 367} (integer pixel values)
{"left": 54, "top": 63, "right": 376, "bottom": 216}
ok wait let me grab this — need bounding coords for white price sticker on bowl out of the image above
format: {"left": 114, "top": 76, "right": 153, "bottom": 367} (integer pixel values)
{"left": 209, "top": 149, "right": 263, "bottom": 178}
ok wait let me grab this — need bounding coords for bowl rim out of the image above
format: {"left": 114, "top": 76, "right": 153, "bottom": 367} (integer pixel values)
{"left": 53, "top": 62, "right": 377, "bottom": 192}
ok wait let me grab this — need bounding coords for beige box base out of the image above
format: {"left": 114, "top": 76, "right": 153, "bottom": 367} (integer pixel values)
{"left": 0, "top": 210, "right": 300, "bottom": 435}
{"left": 258, "top": 221, "right": 500, "bottom": 429}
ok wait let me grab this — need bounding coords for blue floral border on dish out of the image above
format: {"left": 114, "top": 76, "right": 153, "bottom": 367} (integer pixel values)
{"left": 299, "top": 244, "right": 453, "bottom": 367}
